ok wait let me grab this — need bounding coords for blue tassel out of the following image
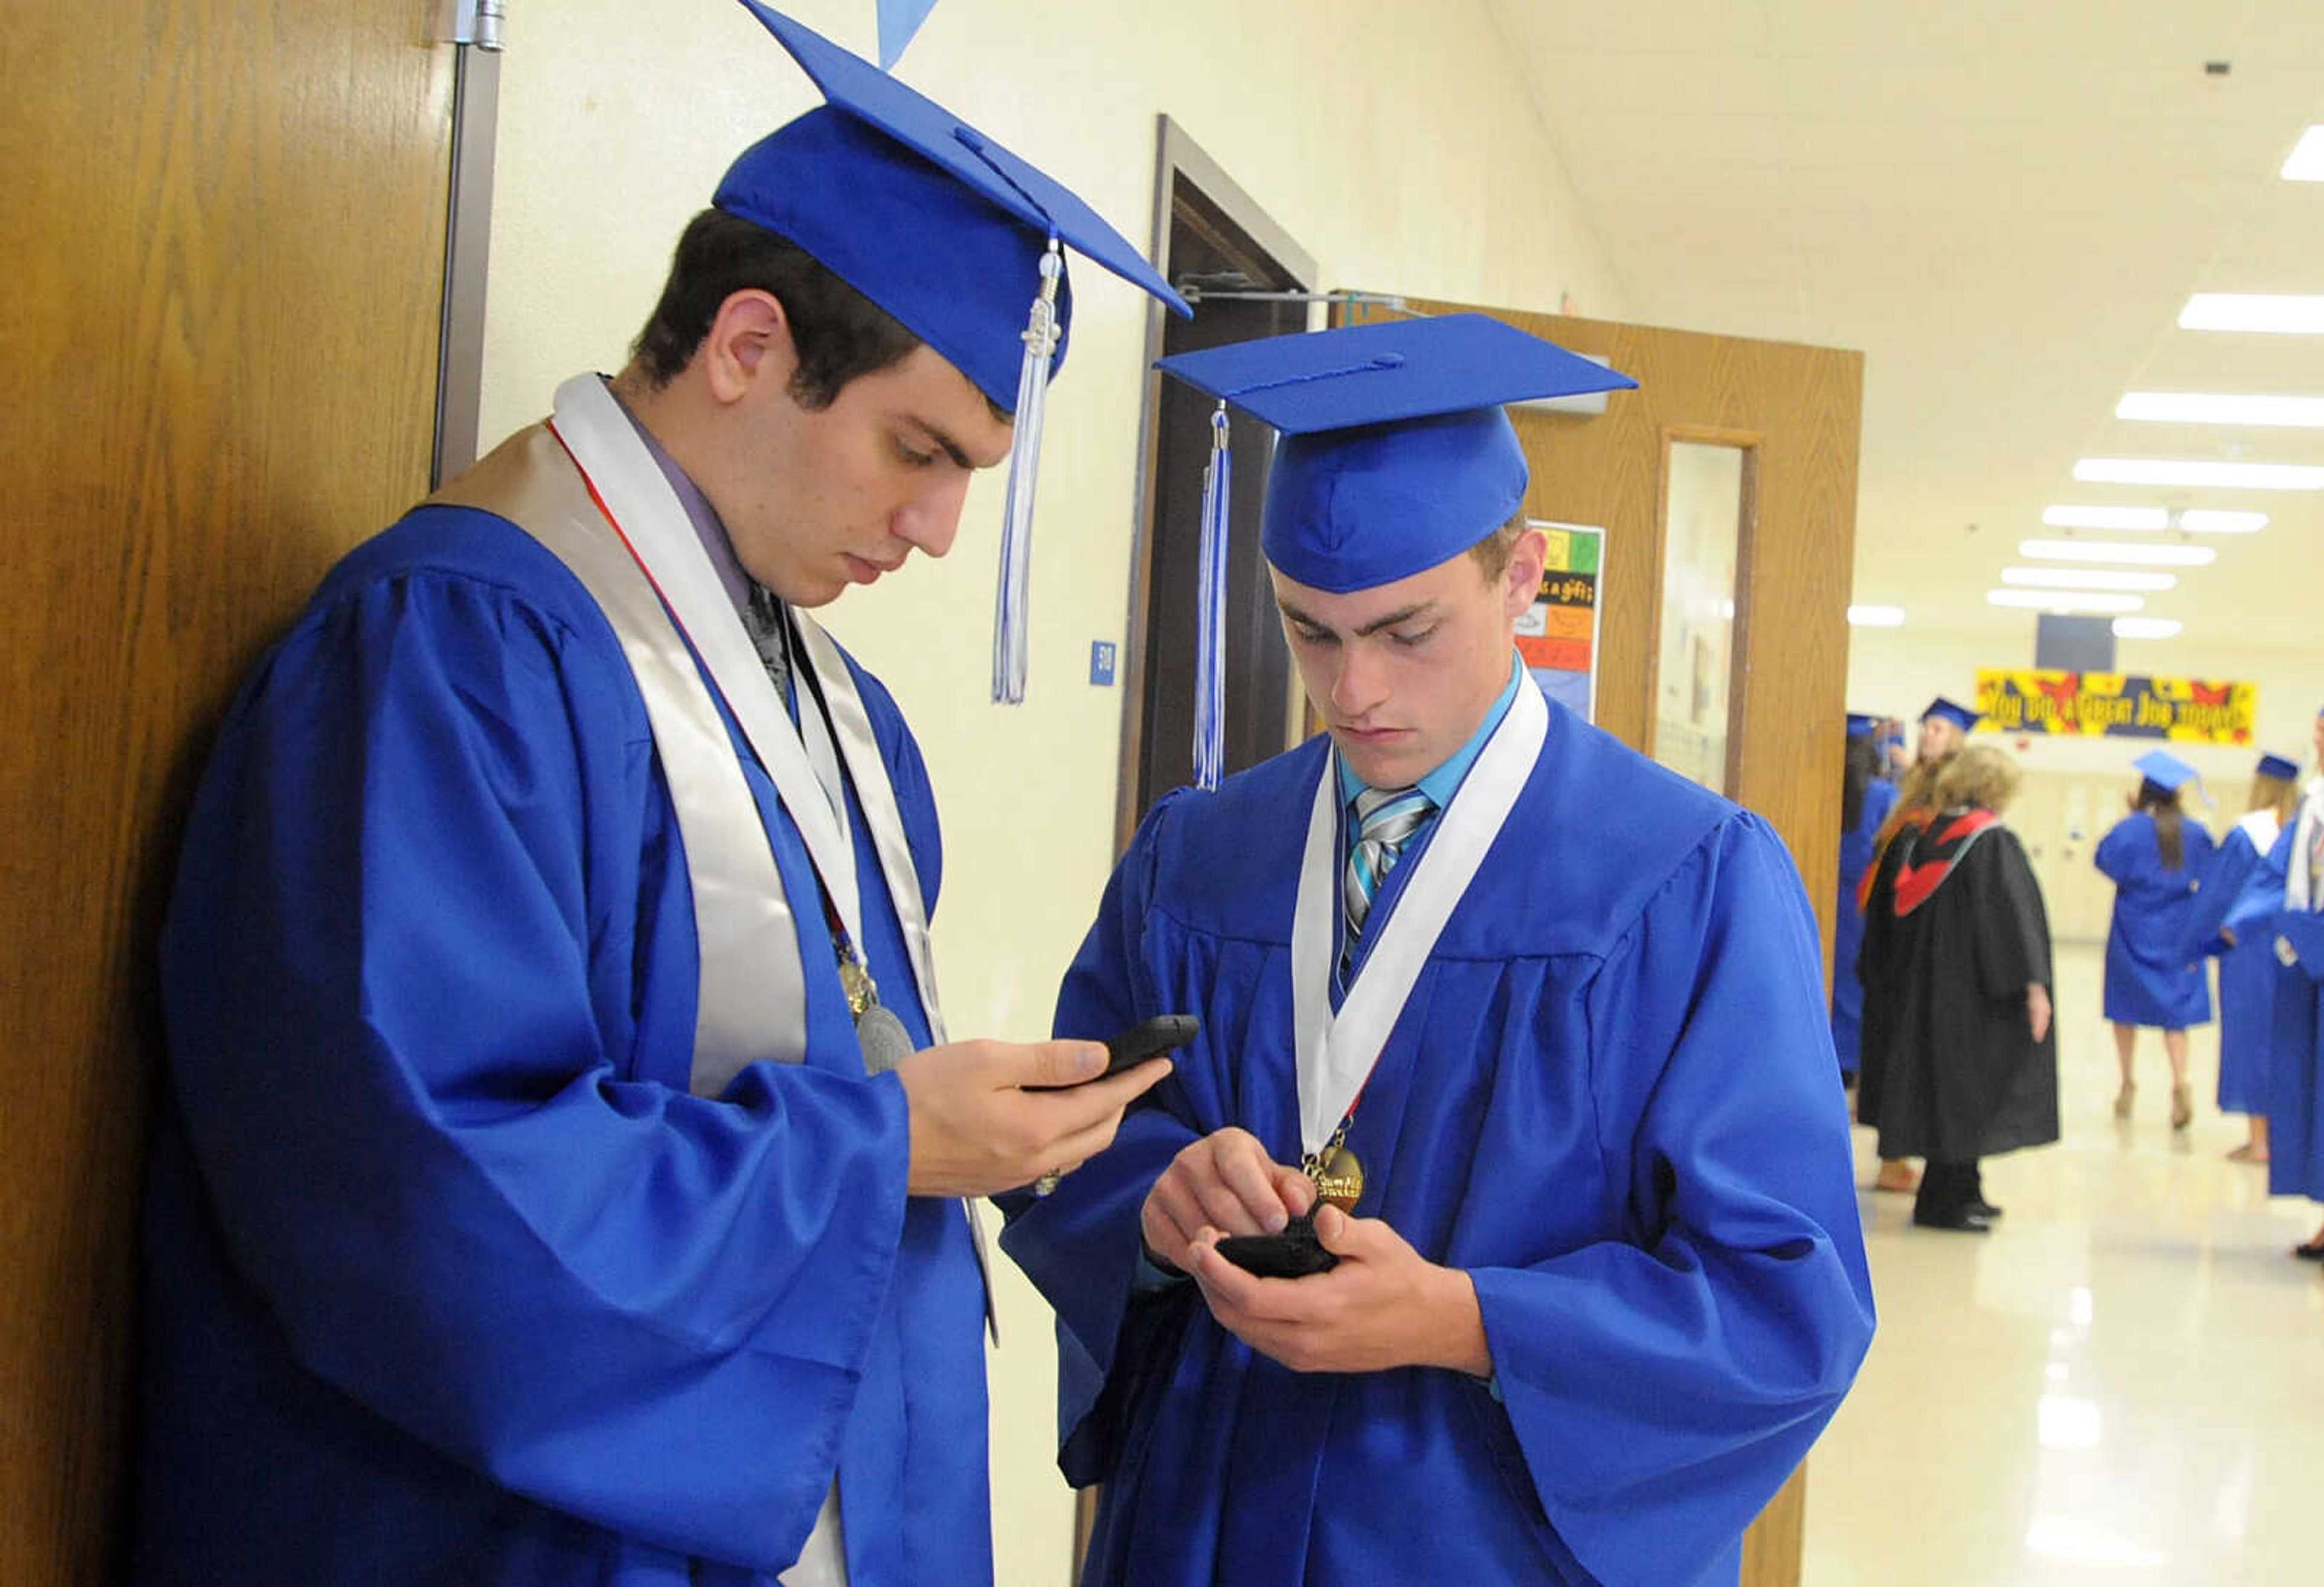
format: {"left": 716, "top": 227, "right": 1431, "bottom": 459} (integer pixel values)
{"left": 1193, "top": 402, "right": 1230, "bottom": 790}
{"left": 991, "top": 238, "right": 1063, "bottom": 705}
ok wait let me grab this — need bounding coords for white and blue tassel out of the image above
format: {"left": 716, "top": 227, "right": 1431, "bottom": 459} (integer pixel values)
{"left": 1192, "top": 401, "right": 1231, "bottom": 790}
{"left": 991, "top": 237, "right": 1064, "bottom": 704}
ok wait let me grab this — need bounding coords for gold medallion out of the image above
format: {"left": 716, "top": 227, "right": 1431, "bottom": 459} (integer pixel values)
{"left": 1308, "top": 1143, "right": 1365, "bottom": 1212}
{"left": 837, "top": 954, "right": 876, "bottom": 1019}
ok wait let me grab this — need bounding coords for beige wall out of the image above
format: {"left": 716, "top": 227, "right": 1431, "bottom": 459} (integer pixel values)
{"left": 478, "top": 4, "right": 1629, "bottom": 1580}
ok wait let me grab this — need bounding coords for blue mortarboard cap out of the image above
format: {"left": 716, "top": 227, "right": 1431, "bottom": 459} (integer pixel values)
{"left": 722, "top": 4, "right": 1190, "bottom": 707}
{"left": 1154, "top": 315, "right": 1636, "bottom": 593}
{"left": 1151, "top": 315, "right": 1632, "bottom": 789}
{"left": 2257, "top": 752, "right": 2299, "bottom": 781}
{"left": 1847, "top": 712, "right": 1878, "bottom": 738}
{"left": 1922, "top": 696, "right": 1980, "bottom": 734}
{"left": 723, "top": 3, "right": 1189, "bottom": 407}
{"left": 2133, "top": 749, "right": 2199, "bottom": 793}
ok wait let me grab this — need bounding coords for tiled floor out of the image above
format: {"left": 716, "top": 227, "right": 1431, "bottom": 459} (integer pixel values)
{"left": 1802, "top": 941, "right": 2324, "bottom": 1586}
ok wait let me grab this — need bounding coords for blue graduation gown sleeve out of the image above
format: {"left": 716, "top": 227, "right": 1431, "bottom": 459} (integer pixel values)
{"left": 2185, "top": 826, "right": 2263, "bottom": 958}
{"left": 1470, "top": 814, "right": 1876, "bottom": 1585}
{"left": 149, "top": 517, "right": 944, "bottom": 1579}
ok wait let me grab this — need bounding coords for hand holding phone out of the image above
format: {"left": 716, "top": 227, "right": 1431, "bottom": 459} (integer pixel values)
{"left": 1214, "top": 1212, "right": 1340, "bottom": 1278}
{"left": 1023, "top": 1014, "right": 1198, "bottom": 1091}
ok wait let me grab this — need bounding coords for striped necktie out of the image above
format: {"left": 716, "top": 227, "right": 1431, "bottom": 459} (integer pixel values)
{"left": 1344, "top": 784, "right": 1436, "bottom": 944}
{"left": 743, "top": 583, "right": 792, "bottom": 707}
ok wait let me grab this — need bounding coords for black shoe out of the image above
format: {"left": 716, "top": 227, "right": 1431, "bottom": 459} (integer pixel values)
{"left": 2294, "top": 1239, "right": 2324, "bottom": 1262}
{"left": 1912, "top": 1211, "right": 1994, "bottom": 1233}
{"left": 1971, "top": 1200, "right": 2004, "bottom": 1219}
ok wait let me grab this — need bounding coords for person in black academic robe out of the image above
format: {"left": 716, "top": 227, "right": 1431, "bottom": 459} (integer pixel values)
{"left": 1858, "top": 745, "right": 2058, "bottom": 1232}
{"left": 1855, "top": 695, "right": 1978, "bottom": 1195}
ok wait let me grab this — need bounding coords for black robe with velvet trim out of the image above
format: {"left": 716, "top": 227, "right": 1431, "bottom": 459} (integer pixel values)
{"left": 1857, "top": 810, "right": 2060, "bottom": 1162}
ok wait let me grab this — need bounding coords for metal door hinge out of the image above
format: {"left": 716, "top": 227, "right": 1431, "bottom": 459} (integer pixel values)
{"left": 434, "top": 1, "right": 507, "bottom": 51}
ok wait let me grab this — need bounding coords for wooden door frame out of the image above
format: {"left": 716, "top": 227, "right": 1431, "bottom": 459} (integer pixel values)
{"left": 1114, "top": 116, "right": 1318, "bottom": 856}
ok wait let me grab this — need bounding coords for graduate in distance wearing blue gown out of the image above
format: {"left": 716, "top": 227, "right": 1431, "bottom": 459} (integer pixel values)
{"left": 131, "top": 8, "right": 1187, "bottom": 1585}
{"left": 996, "top": 316, "right": 1876, "bottom": 1587}
{"left": 2095, "top": 749, "right": 2219, "bottom": 1130}
{"left": 2258, "top": 707, "right": 2324, "bottom": 1260}
{"left": 2181, "top": 750, "right": 2302, "bottom": 1164}
{"left": 1833, "top": 715, "right": 1899, "bottom": 1085}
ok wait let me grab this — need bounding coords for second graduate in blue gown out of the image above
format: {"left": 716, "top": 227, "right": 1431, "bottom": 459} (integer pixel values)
{"left": 2096, "top": 756, "right": 2218, "bottom": 1030}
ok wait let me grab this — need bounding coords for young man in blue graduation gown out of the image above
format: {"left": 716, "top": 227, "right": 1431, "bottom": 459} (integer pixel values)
{"left": 997, "top": 316, "right": 1877, "bottom": 1587}
{"left": 132, "top": 8, "right": 1185, "bottom": 1585}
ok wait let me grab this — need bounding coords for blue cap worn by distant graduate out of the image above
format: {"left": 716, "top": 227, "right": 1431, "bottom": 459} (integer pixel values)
{"left": 1922, "top": 696, "right": 1981, "bottom": 734}
{"left": 2133, "top": 749, "right": 2200, "bottom": 793}
{"left": 1847, "top": 712, "right": 1879, "bottom": 738}
{"left": 723, "top": 2, "right": 1190, "bottom": 703}
{"left": 1152, "top": 314, "right": 1635, "bottom": 787}
{"left": 2257, "top": 751, "right": 2300, "bottom": 781}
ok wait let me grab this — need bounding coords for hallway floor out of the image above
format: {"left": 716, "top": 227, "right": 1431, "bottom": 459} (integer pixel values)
{"left": 1802, "top": 941, "right": 2323, "bottom": 1586}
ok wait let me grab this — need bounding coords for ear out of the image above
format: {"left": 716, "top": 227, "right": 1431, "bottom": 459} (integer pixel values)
{"left": 1499, "top": 525, "right": 1549, "bottom": 623}
{"left": 698, "top": 289, "right": 798, "bottom": 407}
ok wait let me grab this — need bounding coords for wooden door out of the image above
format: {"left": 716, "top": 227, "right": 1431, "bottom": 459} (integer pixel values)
{"left": 1345, "top": 296, "right": 1863, "bottom": 1587}
{"left": 0, "top": 4, "right": 454, "bottom": 1579}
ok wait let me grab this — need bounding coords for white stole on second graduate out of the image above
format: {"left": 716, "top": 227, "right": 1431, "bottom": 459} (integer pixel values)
{"left": 1288, "top": 679, "right": 1547, "bottom": 1159}
{"left": 2290, "top": 778, "right": 2324, "bottom": 915}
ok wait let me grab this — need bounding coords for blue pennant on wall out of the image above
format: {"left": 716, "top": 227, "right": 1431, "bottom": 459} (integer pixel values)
{"left": 876, "top": 0, "right": 940, "bottom": 67}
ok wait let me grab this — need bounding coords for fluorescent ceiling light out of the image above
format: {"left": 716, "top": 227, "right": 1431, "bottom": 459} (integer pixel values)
{"left": 2043, "top": 505, "right": 2167, "bottom": 530}
{"left": 2075, "top": 458, "right": 2324, "bottom": 489}
{"left": 2001, "top": 566, "right": 2176, "bottom": 592}
{"left": 2113, "top": 617, "right": 2183, "bottom": 639}
{"left": 2285, "top": 126, "right": 2324, "bottom": 182}
{"left": 2116, "top": 392, "right": 2324, "bottom": 427}
{"left": 1988, "top": 589, "right": 2143, "bottom": 614}
{"left": 2179, "top": 294, "right": 2324, "bottom": 333}
{"left": 2178, "top": 509, "right": 2268, "bottom": 534}
{"left": 1846, "top": 604, "right": 1905, "bottom": 627}
{"left": 2018, "top": 538, "right": 2215, "bottom": 567}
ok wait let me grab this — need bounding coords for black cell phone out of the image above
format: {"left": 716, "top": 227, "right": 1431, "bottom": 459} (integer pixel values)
{"left": 1215, "top": 1213, "right": 1339, "bottom": 1278}
{"left": 1022, "top": 1013, "right": 1198, "bottom": 1090}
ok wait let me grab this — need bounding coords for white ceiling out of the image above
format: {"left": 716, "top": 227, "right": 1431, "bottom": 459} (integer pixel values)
{"left": 1486, "top": 0, "right": 2324, "bottom": 652}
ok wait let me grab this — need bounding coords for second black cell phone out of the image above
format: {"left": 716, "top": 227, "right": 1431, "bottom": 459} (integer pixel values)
{"left": 1023, "top": 1013, "right": 1198, "bottom": 1090}
{"left": 1214, "top": 1214, "right": 1340, "bottom": 1278}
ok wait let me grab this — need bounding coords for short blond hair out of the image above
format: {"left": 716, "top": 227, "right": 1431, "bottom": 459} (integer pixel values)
{"left": 1467, "top": 514, "right": 1528, "bottom": 581}
{"left": 1934, "top": 744, "right": 2021, "bottom": 815}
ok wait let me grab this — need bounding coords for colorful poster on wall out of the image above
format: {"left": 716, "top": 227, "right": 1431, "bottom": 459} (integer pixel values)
{"left": 1517, "top": 520, "right": 1604, "bottom": 723}
{"left": 1975, "top": 670, "right": 2257, "bottom": 744}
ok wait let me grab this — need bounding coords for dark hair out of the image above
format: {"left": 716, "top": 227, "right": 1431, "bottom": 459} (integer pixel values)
{"left": 629, "top": 209, "right": 925, "bottom": 408}
{"left": 2135, "top": 778, "right": 2185, "bottom": 870}
{"left": 1842, "top": 731, "right": 1881, "bottom": 831}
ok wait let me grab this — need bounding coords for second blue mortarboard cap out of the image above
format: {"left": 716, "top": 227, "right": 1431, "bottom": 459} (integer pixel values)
{"left": 1922, "top": 696, "right": 1981, "bottom": 734}
{"left": 2133, "top": 749, "right": 2199, "bottom": 792}
{"left": 721, "top": 4, "right": 1190, "bottom": 707}
{"left": 1846, "top": 712, "right": 1878, "bottom": 738}
{"left": 2257, "top": 751, "right": 2300, "bottom": 781}
{"left": 1155, "top": 314, "right": 1636, "bottom": 594}
{"left": 1152, "top": 315, "right": 1633, "bottom": 789}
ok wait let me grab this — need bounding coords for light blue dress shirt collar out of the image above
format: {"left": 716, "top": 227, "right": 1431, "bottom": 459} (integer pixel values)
{"left": 1336, "top": 650, "right": 1526, "bottom": 814}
